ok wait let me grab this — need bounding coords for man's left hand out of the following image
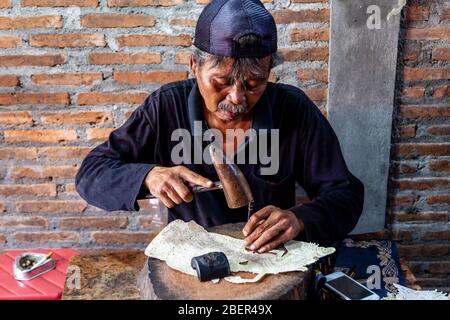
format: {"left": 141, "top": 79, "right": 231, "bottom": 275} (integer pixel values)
{"left": 242, "top": 205, "right": 305, "bottom": 253}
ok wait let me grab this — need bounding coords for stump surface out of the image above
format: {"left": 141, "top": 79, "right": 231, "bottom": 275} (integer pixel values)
{"left": 138, "top": 222, "right": 312, "bottom": 300}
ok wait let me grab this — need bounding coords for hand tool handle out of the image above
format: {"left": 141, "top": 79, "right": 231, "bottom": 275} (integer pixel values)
{"left": 144, "top": 181, "right": 222, "bottom": 199}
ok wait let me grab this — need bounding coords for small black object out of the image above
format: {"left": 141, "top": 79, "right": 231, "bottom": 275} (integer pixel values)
{"left": 191, "top": 252, "right": 231, "bottom": 282}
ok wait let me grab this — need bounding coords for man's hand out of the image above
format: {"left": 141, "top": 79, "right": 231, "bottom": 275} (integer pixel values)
{"left": 144, "top": 166, "right": 213, "bottom": 208}
{"left": 243, "top": 205, "right": 304, "bottom": 253}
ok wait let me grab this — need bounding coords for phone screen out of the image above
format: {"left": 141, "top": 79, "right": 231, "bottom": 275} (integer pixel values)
{"left": 327, "top": 276, "right": 373, "bottom": 300}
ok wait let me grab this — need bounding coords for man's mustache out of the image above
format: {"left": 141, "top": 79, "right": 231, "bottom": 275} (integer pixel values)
{"left": 217, "top": 101, "right": 249, "bottom": 114}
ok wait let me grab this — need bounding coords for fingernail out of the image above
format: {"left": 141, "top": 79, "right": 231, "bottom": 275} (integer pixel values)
{"left": 243, "top": 229, "right": 247, "bottom": 236}
{"left": 250, "top": 245, "right": 255, "bottom": 250}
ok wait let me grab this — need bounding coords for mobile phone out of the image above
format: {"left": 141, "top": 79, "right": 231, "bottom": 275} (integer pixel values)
{"left": 323, "top": 272, "right": 380, "bottom": 300}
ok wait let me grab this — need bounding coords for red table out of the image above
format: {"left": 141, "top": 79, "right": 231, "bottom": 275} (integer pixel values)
{"left": 0, "top": 249, "right": 79, "bottom": 300}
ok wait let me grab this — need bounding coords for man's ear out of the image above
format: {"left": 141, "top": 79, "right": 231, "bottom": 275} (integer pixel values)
{"left": 189, "top": 55, "right": 198, "bottom": 77}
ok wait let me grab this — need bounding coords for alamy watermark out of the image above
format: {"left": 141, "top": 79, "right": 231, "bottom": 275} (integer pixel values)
{"left": 170, "top": 121, "right": 280, "bottom": 175}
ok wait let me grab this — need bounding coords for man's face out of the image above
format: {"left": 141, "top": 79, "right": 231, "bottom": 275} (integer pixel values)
{"left": 190, "top": 55, "right": 271, "bottom": 123}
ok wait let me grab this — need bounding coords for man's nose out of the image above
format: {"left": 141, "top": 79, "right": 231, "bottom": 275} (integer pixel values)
{"left": 227, "top": 83, "right": 246, "bottom": 105}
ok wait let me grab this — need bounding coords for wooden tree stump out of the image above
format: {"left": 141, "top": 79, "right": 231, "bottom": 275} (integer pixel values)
{"left": 137, "top": 222, "right": 312, "bottom": 300}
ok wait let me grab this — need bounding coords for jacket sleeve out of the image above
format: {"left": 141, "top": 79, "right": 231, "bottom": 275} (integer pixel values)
{"left": 289, "top": 95, "right": 364, "bottom": 246}
{"left": 75, "top": 101, "right": 157, "bottom": 212}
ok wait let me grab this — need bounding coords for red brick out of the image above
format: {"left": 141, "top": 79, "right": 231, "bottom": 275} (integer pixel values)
{"left": 394, "top": 143, "right": 450, "bottom": 157}
{"left": 0, "top": 92, "right": 69, "bottom": 106}
{"left": 0, "top": 217, "right": 48, "bottom": 228}
{"left": 137, "top": 199, "right": 150, "bottom": 209}
{"left": 117, "top": 34, "right": 192, "bottom": 47}
{"left": 86, "top": 128, "right": 114, "bottom": 141}
{"left": 0, "top": 36, "right": 21, "bottom": 48}
{"left": 297, "top": 69, "right": 328, "bottom": 83}
{"left": 16, "top": 200, "right": 87, "bottom": 213}
{"left": 405, "top": 27, "right": 450, "bottom": 40}
{"left": 76, "top": 92, "right": 147, "bottom": 105}
{"left": 432, "top": 48, "right": 450, "bottom": 61}
{"left": 0, "top": 147, "right": 37, "bottom": 160}
{"left": 30, "top": 33, "right": 106, "bottom": 48}
{"left": 169, "top": 18, "right": 196, "bottom": 27}
{"left": 10, "top": 165, "right": 78, "bottom": 180}
{"left": 13, "top": 232, "right": 79, "bottom": 242}
{"left": 0, "top": 15, "right": 62, "bottom": 29}
{"left": 175, "top": 51, "right": 191, "bottom": 64}
{"left": 59, "top": 216, "right": 128, "bottom": 229}
{"left": 4, "top": 129, "right": 78, "bottom": 143}
{"left": 397, "top": 124, "right": 416, "bottom": 138}
{"left": 62, "top": 183, "right": 77, "bottom": 195}
{"left": 32, "top": 73, "right": 103, "bottom": 85}
{"left": 389, "top": 211, "right": 448, "bottom": 223}
{"left": 0, "top": 111, "right": 33, "bottom": 125}
{"left": 0, "top": 234, "right": 6, "bottom": 244}
{"left": 399, "top": 105, "right": 450, "bottom": 119}
{"left": 41, "top": 111, "right": 112, "bottom": 124}
{"left": 427, "top": 125, "right": 450, "bottom": 136}
{"left": 92, "top": 231, "right": 157, "bottom": 244}
{"left": 391, "top": 161, "right": 418, "bottom": 175}
{"left": 138, "top": 216, "right": 156, "bottom": 228}
{"left": 428, "top": 262, "right": 450, "bottom": 274}
{"left": 403, "top": 68, "right": 450, "bottom": 81}
{"left": 402, "top": 86, "right": 425, "bottom": 98}
{"left": 81, "top": 14, "right": 155, "bottom": 28}
{"left": 0, "top": 184, "right": 56, "bottom": 197}
{"left": 398, "top": 244, "right": 448, "bottom": 258}
{"left": 280, "top": 48, "right": 329, "bottom": 61}
{"left": 432, "top": 85, "right": 449, "bottom": 98}
{"left": 303, "top": 88, "right": 327, "bottom": 102}
{"left": 352, "top": 230, "right": 412, "bottom": 241}
{"left": 22, "top": 0, "right": 99, "bottom": 6}
{"left": 427, "top": 195, "right": 450, "bottom": 205}
{"left": 443, "top": 8, "right": 450, "bottom": 20}
{"left": 88, "top": 52, "right": 161, "bottom": 65}
{"left": 389, "top": 195, "right": 419, "bottom": 207}
{"left": 38, "top": 146, "right": 91, "bottom": 159}
{"left": 405, "top": 6, "right": 430, "bottom": 21}
{"left": 0, "top": 54, "right": 66, "bottom": 66}
{"left": 290, "top": 28, "right": 329, "bottom": 42}
{"left": 0, "top": 75, "right": 19, "bottom": 87}
{"left": 114, "top": 71, "right": 188, "bottom": 84}
{"left": 422, "top": 231, "right": 450, "bottom": 241}
{"left": 0, "top": 0, "right": 11, "bottom": 8}
{"left": 402, "top": 47, "right": 419, "bottom": 61}
{"left": 429, "top": 160, "right": 450, "bottom": 172}
{"left": 272, "top": 9, "right": 329, "bottom": 24}
{"left": 108, "top": 0, "right": 183, "bottom": 6}
{"left": 391, "top": 178, "right": 450, "bottom": 191}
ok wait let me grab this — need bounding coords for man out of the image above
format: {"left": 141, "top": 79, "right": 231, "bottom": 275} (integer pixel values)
{"left": 75, "top": 0, "right": 364, "bottom": 252}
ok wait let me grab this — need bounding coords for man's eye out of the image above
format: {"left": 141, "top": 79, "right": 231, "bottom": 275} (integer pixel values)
{"left": 212, "top": 79, "right": 229, "bottom": 88}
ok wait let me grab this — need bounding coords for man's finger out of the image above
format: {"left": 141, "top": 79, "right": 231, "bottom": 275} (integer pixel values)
{"left": 258, "top": 231, "right": 290, "bottom": 253}
{"left": 243, "top": 206, "right": 274, "bottom": 236}
{"left": 170, "top": 176, "right": 193, "bottom": 202}
{"left": 159, "top": 191, "right": 175, "bottom": 208}
{"left": 248, "top": 221, "right": 285, "bottom": 252}
{"left": 244, "top": 219, "right": 271, "bottom": 247}
{"left": 177, "top": 166, "right": 213, "bottom": 188}
{"left": 164, "top": 185, "right": 184, "bottom": 205}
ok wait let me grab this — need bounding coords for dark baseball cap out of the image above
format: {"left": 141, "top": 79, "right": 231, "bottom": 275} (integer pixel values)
{"left": 194, "top": 0, "right": 277, "bottom": 58}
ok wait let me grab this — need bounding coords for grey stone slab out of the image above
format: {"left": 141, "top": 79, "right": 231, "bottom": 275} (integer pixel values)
{"left": 328, "top": 0, "right": 402, "bottom": 233}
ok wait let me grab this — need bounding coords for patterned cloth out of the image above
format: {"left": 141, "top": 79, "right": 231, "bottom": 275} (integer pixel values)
{"left": 333, "top": 238, "right": 406, "bottom": 298}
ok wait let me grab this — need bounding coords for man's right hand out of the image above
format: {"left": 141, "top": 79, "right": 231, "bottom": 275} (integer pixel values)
{"left": 144, "top": 166, "right": 214, "bottom": 208}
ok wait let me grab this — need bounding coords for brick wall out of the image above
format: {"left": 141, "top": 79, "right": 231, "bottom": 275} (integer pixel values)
{"left": 0, "top": 0, "right": 448, "bottom": 291}
{"left": 387, "top": 0, "right": 449, "bottom": 292}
